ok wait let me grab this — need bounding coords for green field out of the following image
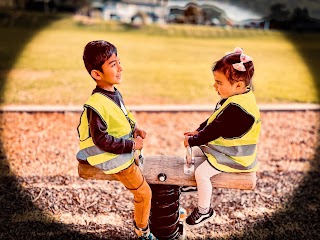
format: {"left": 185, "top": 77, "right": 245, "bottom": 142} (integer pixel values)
{"left": 0, "top": 13, "right": 319, "bottom": 105}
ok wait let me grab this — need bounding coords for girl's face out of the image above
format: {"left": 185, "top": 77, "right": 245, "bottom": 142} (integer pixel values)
{"left": 213, "top": 71, "right": 245, "bottom": 99}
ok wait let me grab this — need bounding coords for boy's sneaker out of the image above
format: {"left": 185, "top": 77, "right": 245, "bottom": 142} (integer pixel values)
{"left": 134, "top": 223, "right": 157, "bottom": 240}
{"left": 185, "top": 207, "right": 215, "bottom": 228}
{"left": 180, "top": 186, "right": 198, "bottom": 195}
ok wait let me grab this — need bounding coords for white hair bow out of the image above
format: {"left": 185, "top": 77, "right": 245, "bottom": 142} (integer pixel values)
{"left": 226, "top": 47, "right": 253, "bottom": 72}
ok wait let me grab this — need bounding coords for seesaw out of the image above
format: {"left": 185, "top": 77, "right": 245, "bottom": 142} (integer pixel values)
{"left": 77, "top": 147, "right": 257, "bottom": 239}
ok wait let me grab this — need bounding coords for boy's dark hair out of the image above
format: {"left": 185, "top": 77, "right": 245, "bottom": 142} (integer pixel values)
{"left": 83, "top": 40, "right": 117, "bottom": 75}
{"left": 212, "top": 52, "right": 254, "bottom": 87}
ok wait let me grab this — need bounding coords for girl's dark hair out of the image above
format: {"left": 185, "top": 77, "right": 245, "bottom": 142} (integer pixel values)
{"left": 83, "top": 40, "right": 117, "bottom": 74}
{"left": 212, "top": 52, "right": 254, "bottom": 87}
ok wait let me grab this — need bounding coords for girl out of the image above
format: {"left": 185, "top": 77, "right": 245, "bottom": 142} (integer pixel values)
{"left": 183, "top": 47, "right": 261, "bottom": 228}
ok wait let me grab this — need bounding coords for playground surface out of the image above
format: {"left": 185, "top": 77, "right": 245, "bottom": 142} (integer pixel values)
{"left": 0, "top": 110, "right": 319, "bottom": 239}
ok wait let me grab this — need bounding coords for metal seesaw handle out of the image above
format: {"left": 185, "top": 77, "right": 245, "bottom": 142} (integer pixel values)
{"left": 134, "top": 148, "right": 144, "bottom": 166}
{"left": 184, "top": 146, "right": 195, "bottom": 175}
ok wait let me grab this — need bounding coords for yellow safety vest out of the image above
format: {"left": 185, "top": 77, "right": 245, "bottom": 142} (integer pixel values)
{"left": 200, "top": 90, "right": 261, "bottom": 172}
{"left": 76, "top": 92, "right": 136, "bottom": 174}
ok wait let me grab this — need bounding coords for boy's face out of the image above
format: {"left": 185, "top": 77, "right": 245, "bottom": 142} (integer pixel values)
{"left": 91, "top": 53, "right": 122, "bottom": 91}
{"left": 213, "top": 71, "right": 245, "bottom": 99}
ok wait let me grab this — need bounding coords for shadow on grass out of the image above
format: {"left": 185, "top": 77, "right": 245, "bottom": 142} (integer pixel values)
{"left": 0, "top": 10, "right": 101, "bottom": 240}
{"left": 0, "top": 9, "right": 319, "bottom": 240}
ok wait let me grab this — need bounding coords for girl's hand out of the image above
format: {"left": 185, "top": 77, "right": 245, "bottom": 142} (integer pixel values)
{"left": 183, "top": 131, "right": 199, "bottom": 136}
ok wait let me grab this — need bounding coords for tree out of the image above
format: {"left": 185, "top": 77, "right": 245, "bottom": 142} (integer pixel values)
{"left": 268, "top": 3, "right": 290, "bottom": 21}
{"left": 184, "top": 3, "right": 202, "bottom": 24}
{"left": 291, "top": 7, "right": 311, "bottom": 22}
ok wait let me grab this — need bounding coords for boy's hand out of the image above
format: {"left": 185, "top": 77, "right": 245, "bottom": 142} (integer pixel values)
{"left": 184, "top": 131, "right": 199, "bottom": 136}
{"left": 184, "top": 135, "right": 190, "bottom": 147}
{"left": 134, "top": 136, "right": 143, "bottom": 150}
{"left": 134, "top": 128, "right": 146, "bottom": 139}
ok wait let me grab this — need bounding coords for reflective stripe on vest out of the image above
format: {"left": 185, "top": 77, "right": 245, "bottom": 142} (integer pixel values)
{"left": 200, "top": 145, "right": 258, "bottom": 170}
{"left": 77, "top": 93, "right": 136, "bottom": 174}
{"left": 77, "top": 133, "right": 133, "bottom": 171}
{"left": 204, "top": 90, "right": 261, "bottom": 172}
{"left": 77, "top": 145, "right": 133, "bottom": 171}
{"left": 207, "top": 143, "right": 256, "bottom": 156}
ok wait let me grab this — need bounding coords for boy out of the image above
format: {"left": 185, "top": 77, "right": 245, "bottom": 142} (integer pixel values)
{"left": 77, "top": 40, "right": 156, "bottom": 239}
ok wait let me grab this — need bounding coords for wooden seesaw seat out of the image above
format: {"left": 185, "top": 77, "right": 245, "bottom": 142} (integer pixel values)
{"left": 78, "top": 154, "right": 257, "bottom": 190}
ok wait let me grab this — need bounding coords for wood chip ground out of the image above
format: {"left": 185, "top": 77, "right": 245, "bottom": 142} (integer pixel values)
{"left": 0, "top": 111, "right": 319, "bottom": 239}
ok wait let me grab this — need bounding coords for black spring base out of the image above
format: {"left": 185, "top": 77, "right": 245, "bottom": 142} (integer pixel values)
{"left": 149, "top": 184, "right": 183, "bottom": 240}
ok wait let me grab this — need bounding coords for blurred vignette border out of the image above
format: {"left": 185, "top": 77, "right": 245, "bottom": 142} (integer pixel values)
{"left": 0, "top": 0, "right": 319, "bottom": 239}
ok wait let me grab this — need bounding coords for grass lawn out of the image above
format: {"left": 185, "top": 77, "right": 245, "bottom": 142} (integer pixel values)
{"left": 0, "top": 13, "right": 319, "bottom": 105}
